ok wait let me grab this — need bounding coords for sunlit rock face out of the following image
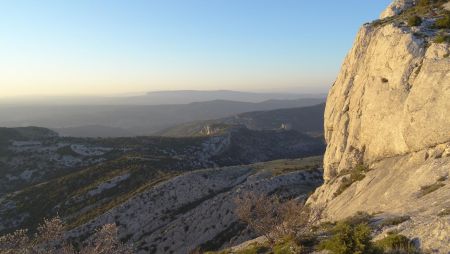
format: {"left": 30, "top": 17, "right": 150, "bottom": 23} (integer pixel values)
{"left": 380, "top": 0, "right": 415, "bottom": 19}
{"left": 323, "top": 23, "right": 450, "bottom": 181}
{"left": 308, "top": 0, "right": 450, "bottom": 252}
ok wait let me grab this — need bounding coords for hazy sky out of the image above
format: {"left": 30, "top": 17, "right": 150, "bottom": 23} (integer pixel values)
{"left": 1, "top": 0, "right": 391, "bottom": 97}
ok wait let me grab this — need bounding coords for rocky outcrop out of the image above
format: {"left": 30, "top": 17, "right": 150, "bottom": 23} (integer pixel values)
{"left": 380, "top": 0, "right": 415, "bottom": 19}
{"left": 309, "top": 0, "right": 450, "bottom": 252}
{"left": 322, "top": 24, "right": 449, "bottom": 181}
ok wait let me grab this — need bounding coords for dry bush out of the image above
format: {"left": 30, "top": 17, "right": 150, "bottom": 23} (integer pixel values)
{"left": 277, "top": 199, "right": 323, "bottom": 240}
{"left": 234, "top": 192, "right": 323, "bottom": 244}
{"left": 80, "top": 224, "right": 133, "bottom": 254}
{"left": 0, "top": 217, "right": 133, "bottom": 254}
{"left": 0, "top": 229, "right": 31, "bottom": 254}
{"left": 234, "top": 192, "right": 282, "bottom": 243}
{"left": 0, "top": 217, "right": 70, "bottom": 254}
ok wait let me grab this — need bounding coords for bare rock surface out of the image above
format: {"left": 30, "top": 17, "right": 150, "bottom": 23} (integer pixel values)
{"left": 322, "top": 23, "right": 449, "bottom": 180}
{"left": 309, "top": 1, "right": 450, "bottom": 252}
{"left": 380, "top": 0, "right": 415, "bottom": 19}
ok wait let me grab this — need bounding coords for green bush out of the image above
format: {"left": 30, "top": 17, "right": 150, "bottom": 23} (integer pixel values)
{"left": 435, "top": 14, "right": 450, "bottom": 29}
{"left": 417, "top": 0, "right": 430, "bottom": 6}
{"left": 434, "top": 34, "right": 450, "bottom": 43}
{"left": 235, "top": 244, "right": 269, "bottom": 254}
{"left": 408, "top": 16, "right": 422, "bottom": 26}
{"left": 375, "top": 233, "right": 418, "bottom": 254}
{"left": 318, "top": 222, "right": 379, "bottom": 254}
{"left": 350, "top": 164, "right": 368, "bottom": 182}
{"left": 334, "top": 164, "right": 369, "bottom": 197}
{"left": 273, "top": 238, "right": 302, "bottom": 254}
{"left": 345, "top": 211, "right": 373, "bottom": 226}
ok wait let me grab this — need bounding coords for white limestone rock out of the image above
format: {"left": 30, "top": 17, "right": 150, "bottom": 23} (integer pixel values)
{"left": 322, "top": 23, "right": 449, "bottom": 181}
{"left": 308, "top": 1, "right": 450, "bottom": 252}
{"left": 380, "top": 0, "right": 415, "bottom": 19}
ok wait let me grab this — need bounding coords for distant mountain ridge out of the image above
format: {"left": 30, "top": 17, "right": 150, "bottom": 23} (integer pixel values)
{"left": 142, "top": 90, "right": 326, "bottom": 105}
{"left": 0, "top": 90, "right": 326, "bottom": 106}
{"left": 0, "top": 98, "right": 325, "bottom": 137}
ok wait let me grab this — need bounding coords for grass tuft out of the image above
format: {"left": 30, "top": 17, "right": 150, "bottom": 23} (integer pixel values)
{"left": 334, "top": 164, "right": 369, "bottom": 197}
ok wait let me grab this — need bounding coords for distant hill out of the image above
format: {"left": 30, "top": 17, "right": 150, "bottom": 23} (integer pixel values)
{"left": 0, "top": 126, "right": 57, "bottom": 145}
{"left": 54, "top": 125, "right": 135, "bottom": 138}
{"left": 0, "top": 90, "right": 326, "bottom": 106}
{"left": 158, "top": 103, "right": 325, "bottom": 137}
{"left": 0, "top": 98, "right": 325, "bottom": 137}
{"left": 140, "top": 90, "right": 326, "bottom": 105}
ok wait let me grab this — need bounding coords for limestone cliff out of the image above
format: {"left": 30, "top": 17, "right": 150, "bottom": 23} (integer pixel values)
{"left": 308, "top": 0, "right": 450, "bottom": 252}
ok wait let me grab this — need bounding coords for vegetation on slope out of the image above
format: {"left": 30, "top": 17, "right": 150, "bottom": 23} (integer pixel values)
{"left": 370, "top": 0, "right": 450, "bottom": 44}
{"left": 205, "top": 204, "right": 420, "bottom": 254}
{"left": 0, "top": 217, "right": 132, "bottom": 254}
{"left": 1, "top": 156, "right": 324, "bottom": 254}
{"left": 0, "top": 125, "right": 324, "bottom": 237}
{"left": 333, "top": 164, "right": 370, "bottom": 197}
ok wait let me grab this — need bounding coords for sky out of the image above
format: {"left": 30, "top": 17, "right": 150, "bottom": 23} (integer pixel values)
{"left": 0, "top": 0, "right": 391, "bottom": 97}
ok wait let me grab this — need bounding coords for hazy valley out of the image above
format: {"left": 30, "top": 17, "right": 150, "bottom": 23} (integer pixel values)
{"left": 0, "top": 97, "right": 324, "bottom": 138}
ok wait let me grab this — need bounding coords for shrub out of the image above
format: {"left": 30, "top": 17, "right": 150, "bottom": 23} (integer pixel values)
{"left": 234, "top": 192, "right": 282, "bottom": 244}
{"left": 234, "top": 192, "right": 323, "bottom": 245}
{"left": 435, "top": 14, "right": 450, "bottom": 29}
{"left": 0, "top": 217, "right": 133, "bottom": 254}
{"left": 417, "top": 0, "right": 430, "bottom": 6}
{"left": 334, "top": 177, "right": 353, "bottom": 197}
{"left": 375, "top": 233, "right": 418, "bottom": 254}
{"left": 434, "top": 34, "right": 450, "bottom": 43}
{"left": 408, "top": 16, "right": 422, "bottom": 26}
{"left": 272, "top": 238, "right": 302, "bottom": 254}
{"left": 350, "top": 165, "right": 367, "bottom": 182}
{"left": 318, "top": 222, "right": 378, "bottom": 254}
{"left": 345, "top": 211, "right": 373, "bottom": 226}
{"left": 380, "top": 216, "right": 411, "bottom": 228}
{"left": 334, "top": 164, "right": 369, "bottom": 197}
{"left": 278, "top": 199, "right": 324, "bottom": 240}
{"left": 235, "top": 244, "right": 269, "bottom": 254}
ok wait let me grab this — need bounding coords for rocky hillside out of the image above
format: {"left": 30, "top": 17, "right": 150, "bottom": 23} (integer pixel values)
{"left": 158, "top": 103, "right": 325, "bottom": 137}
{"left": 68, "top": 157, "right": 323, "bottom": 254}
{"left": 0, "top": 126, "right": 323, "bottom": 235}
{"left": 308, "top": 0, "right": 450, "bottom": 252}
